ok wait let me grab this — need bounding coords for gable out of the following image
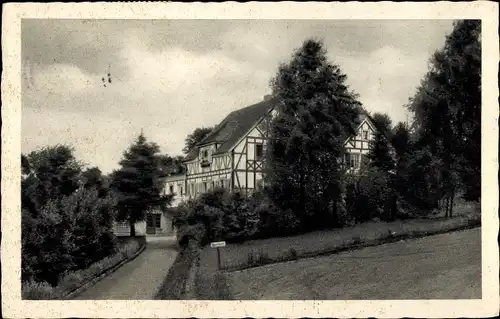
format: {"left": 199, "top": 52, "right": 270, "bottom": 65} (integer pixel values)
{"left": 182, "top": 98, "right": 277, "bottom": 163}
{"left": 344, "top": 115, "right": 378, "bottom": 146}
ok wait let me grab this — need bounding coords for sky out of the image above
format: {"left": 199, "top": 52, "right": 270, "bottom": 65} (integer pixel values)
{"left": 21, "top": 19, "right": 455, "bottom": 173}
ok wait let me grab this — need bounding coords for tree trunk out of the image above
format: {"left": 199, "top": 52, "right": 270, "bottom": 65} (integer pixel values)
{"left": 449, "top": 188, "right": 455, "bottom": 218}
{"left": 444, "top": 196, "right": 450, "bottom": 218}
{"left": 391, "top": 192, "right": 398, "bottom": 221}
{"left": 299, "top": 168, "right": 306, "bottom": 227}
{"left": 129, "top": 219, "right": 136, "bottom": 237}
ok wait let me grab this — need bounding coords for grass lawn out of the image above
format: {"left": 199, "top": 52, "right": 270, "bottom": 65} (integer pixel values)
{"left": 194, "top": 201, "right": 480, "bottom": 299}
{"left": 225, "top": 227, "right": 481, "bottom": 300}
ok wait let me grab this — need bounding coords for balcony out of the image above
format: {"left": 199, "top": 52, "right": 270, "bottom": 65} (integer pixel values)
{"left": 200, "top": 159, "right": 211, "bottom": 167}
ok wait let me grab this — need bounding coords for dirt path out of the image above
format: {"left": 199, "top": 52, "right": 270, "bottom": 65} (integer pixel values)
{"left": 73, "top": 237, "right": 178, "bottom": 300}
{"left": 226, "top": 228, "right": 481, "bottom": 299}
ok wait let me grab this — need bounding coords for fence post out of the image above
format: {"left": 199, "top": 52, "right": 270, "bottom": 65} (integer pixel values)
{"left": 217, "top": 247, "right": 221, "bottom": 271}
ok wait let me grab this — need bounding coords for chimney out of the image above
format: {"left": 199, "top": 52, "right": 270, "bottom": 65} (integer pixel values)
{"left": 263, "top": 94, "right": 272, "bottom": 101}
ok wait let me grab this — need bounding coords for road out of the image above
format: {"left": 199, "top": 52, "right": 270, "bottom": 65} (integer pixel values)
{"left": 72, "top": 237, "right": 178, "bottom": 300}
{"left": 226, "top": 228, "right": 481, "bottom": 299}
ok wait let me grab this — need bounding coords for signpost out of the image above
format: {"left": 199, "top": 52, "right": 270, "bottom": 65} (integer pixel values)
{"left": 210, "top": 241, "right": 226, "bottom": 270}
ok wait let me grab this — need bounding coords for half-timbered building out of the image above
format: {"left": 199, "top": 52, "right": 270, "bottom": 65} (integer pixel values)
{"left": 343, "top": 112, "right": 379, "bottom": 172}
{"left": 165, "top": 95, "right": 379, "bottom": 205}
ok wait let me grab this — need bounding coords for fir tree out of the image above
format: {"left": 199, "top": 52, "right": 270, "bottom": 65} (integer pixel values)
{"left": 110, "top": 133, "right": 174, "bottom": 236}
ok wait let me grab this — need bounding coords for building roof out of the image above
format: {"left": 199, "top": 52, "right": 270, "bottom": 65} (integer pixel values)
{"left": 182, "top": 98, "right": 379, "bottom": 163}
{"left": 183, "top": 97, "right": 276, "bottom": 162}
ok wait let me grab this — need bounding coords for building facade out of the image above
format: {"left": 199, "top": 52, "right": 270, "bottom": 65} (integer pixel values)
{"left": 165, "top": 96, "right": 379, "bottom": 206}
{"left": 113, "top": 211, "right": 175, "bottom": 237}
{"left": 343, "top": 112, "right": 378, "bottom": 172}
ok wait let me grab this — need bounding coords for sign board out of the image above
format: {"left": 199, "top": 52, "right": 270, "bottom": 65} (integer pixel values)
{"left": 210, "top": 241, "right": 226, "bottom": 248}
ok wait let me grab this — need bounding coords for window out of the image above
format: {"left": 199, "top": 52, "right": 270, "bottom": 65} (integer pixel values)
{"left": 203, "top": 182, "right": 207, "bottom": 192}
{"left": 350, "top": 153, "right": 360, "bottom": 169}
{"left": 169, "top": 185, "right": 174, "bottom": 194}
{"left": 363, "top": 130, "right": 369, "bottom": 140}
{"left": 147, "top": 214, "right": 161, "bottom": 228}
{"left": 345, "top": 153, "right": 360, "bottom": 169}
{"left": 202, "top": 150, "right": 208, "bottom": 158}
{"left": 190, "top": 183, "right": 195, "bottom": 197}
{"left": 211, "top": 181, "right": 215, "bottom": 190}
{"left": 255, "top": 143, "right": 264, "bottom": 160}
{"left": 154, "top": 214, "right": 161, "bottom": 228}
{"left": 178, "top": 185, "right": 183, "bottom": 196}
{"left": 220, "top": 179, "right": 224, "bottom": 188}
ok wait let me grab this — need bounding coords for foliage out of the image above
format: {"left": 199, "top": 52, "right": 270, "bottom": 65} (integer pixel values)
{"left": 155, "top": 238, "right": 200, "bottom": 300}
{"left": 370, "top": 112, "right": 393, "bottom": 136}
{"left": 22, "top": 238, "right": 144, "bottom": 300}
{"left": 21, "top": 145, "right": 121, "bottom": 290}
{"left": 160, "top": 154, "right": 186, "bottom": 175}
{"left": 175, "top": 188, "right": 261, "bottom": 245}
{"left": 254, "top": 198, "right": 300, "bottom": 238}
{"left": 81, "top": 167, "right": 110, "bottom": 197}
{"left": 367, "top": 112, "right": 395, "bottom": 172}
{"left": 22, "top": 188, "right": 117, "bottom": 286}
{"left": 345, "top": 169, "right": 395, "bottom": 223}
{"left": 406, "top": 20, "right": 481, "bottom": 212}
{"left": 110, "top": 133, "right": 174, "bottom": 236}
{"left": 21, "top": 145, "right": 83, "bottom": 217}
{"left": 182, "top": 126, "right": 214, "bottom": 155}
{"left": 265, "top": 38, "right": 363, "bottom": 232}
{"left": 22, "top": 280, "right": 55, "bottom": 300}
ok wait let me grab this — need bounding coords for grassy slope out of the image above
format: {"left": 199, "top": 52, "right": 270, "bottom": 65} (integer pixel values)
{"left": 225, "top": 227, "right": 481, "bottom": 299}
{"left": 195, "top": 202, "right": 480, "bottom": 299}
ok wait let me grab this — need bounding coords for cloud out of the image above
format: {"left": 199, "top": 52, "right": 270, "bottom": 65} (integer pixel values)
{"left": 22, "top": 39, "right": 273, "bottom": 172}
{"left": 336, "top": 45, "right": 432, "bottom": 124}
{"left": 21, "top": 19, "right": 455, "bottom": 173}
{"left": 25, "top": 63, "right": 99, "bottom": 94}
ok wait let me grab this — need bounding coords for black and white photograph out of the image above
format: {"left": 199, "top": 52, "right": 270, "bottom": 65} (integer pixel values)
{"left": 2, "top": 2, "right": 499, "bottom": 318}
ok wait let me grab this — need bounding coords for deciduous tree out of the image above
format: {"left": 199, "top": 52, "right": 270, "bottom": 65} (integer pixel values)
{"left": 406, "top": 20, "right": 481, "bottom": 215}
{"left": 266, "top": 38, "right": 363, "bottom": 230}
{"left": 367, "top": 112, "right": 395, "bottom": 173}
{"left": 21, "top": 145, "right": 83, "bottom": 217}
{"left": 182, "top": 127, "right": 214, "bottom": 154}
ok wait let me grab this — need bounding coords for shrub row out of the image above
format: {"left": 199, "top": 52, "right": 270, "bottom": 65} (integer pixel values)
{"left": 154, "top": 240, "right": 200, "bottom": 300}
{"left": 22, "top": 237, "right": 145, "bottom": 300}
{"left": 222, "top": 215, "right": 481, "bottom": 272}
{"left": 173, "top": 187, "right": 303, "bottom": 247}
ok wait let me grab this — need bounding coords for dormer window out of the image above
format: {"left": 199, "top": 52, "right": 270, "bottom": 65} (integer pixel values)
{"left": 200, "top": 149, "right": 211, "bottom": 167}
{"left": 363, "top": 130, "right": 369, "bottom": 140}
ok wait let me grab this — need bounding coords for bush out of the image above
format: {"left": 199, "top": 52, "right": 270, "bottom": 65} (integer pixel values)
{"left": 23, "top": 238, "right": 145, "bottom": 300}
{"left": 176, "top": 188, "right": 264, "bottom": 245}
{"left": 155, "top": 239, "right": 200, "bottom": 299}
{"left": 22, "top": 188, "right": 118, "bottom": 286}
{"left": 178, "top": 223, "right": 208, "bottom": 247}
{"left": 255, "top": 200, "right": 300, "bottom": 238}
{"left": 22, "top": 280, "right": 55, "bottom": 300}
{"left": 345, "top": 169, "right": 394, "bottom": 223}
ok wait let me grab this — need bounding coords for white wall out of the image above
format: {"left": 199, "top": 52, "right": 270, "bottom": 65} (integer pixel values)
{"left": 113, "top": 213, "right": 174, "bottom": 237}
{"left": 165, "top": 174, "right": 186, "bottom": 207}
{"left": 113, "top": 221, "right": 147, "bottom": 236}
{"left": 233, "top": 126, "right": 265, "bottom": 190}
